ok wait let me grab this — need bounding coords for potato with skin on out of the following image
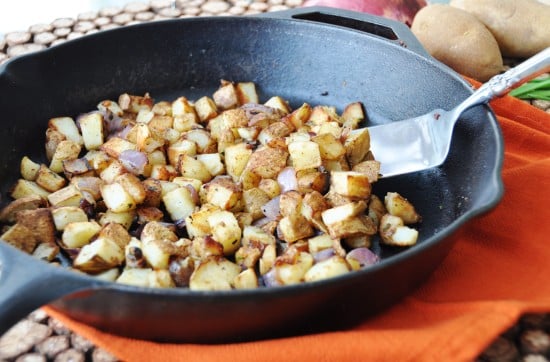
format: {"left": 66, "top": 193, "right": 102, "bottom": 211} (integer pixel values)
{"left": 352, "top": 160, "right": 381, "bottom": 183}
{"left": 185, "top": 203, "right": 220, "bottom": 238}
{"left": 341, "top": 102, "right": 365, "bottom": 129}
{"left": 277, "top": 211, "right": 315, "bottom": 243}
{"left": 140, "top": 221, "right": 178, "bottom": 245}
{"left": 177, "top": 154, "right": 212, "bottom": 183}
{"left": 236, "top": 82, "right": 259, "bottom": 105}
{"left": 379, "top": 213, "right": 419, "bottom": 246}
{"left": 384, "top": 192, "right": 421, "bottom": 224}
{"left": 0, "top": 194, "right": 47, "bottom": 223}
{"left": 20, "top": 156, "right": 41, "bottom": 181}
{"left": 0, "top": 223, "right": 39, "bottom": 253}
{"left": 35, "top": 164, "right": 66, "bottom": 192}
{"left": 272, "top": 248, "right": 314, "bottom": 285}
{"left": 213, "top": 80, "right": 239, "bottom": 110}
{"left": 10, "top": 180, "right": 50, "bottom": 200}
{"left": 242, "top": 187, "right": 271, "bottom": 220}
{"left": 344, "top": 128, "right": 371, "bottom": 168}
{"left": 264, "top": 96, "right": 291, "bottom": 115}
{"left": 411, "top": 4, "right": 503, "bottom": 82}
{"left": 15, "top": 208, "right": 56, "bottom": 245}
{"left": 450, "top": 0, "right": 550, "bottom": 58}
{"left": 50, "top": 140, "right": 82, "bottom": 173}
{"left": 330, "top": 171, "right": 372, "bottom": 200}
{"left": 202, "top": 175, "right": 242, "bottom": 211}
{"left": 246, "top": 146, "right": 289, "bottom": 179}
{"left": 118, "top": 93, "right": 153, "bottom": 113}
{"left": 189, "top": 256, "right": 241, "bottom": 291}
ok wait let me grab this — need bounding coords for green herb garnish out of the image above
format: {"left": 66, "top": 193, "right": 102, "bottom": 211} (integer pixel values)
{"left": 510, "top": 77, "right": 550, "bottom": 101}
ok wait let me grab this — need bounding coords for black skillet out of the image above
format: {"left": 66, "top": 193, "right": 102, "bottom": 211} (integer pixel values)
{"left": 0, "top": 7, "right": 504, "bottom": 342}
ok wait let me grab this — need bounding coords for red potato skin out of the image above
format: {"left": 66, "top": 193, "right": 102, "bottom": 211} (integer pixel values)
{"left": 302, "top": 0, "right": 427, "bottom": 25}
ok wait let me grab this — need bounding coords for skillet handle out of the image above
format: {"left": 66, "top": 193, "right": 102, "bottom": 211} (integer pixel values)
{"left": 0, "top": 242, "right": 99, "bottom": 335}
{"left": 257, "top": 6, "right": 431, "bottom": 58}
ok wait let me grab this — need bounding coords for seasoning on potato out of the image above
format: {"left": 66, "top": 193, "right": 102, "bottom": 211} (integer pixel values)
{"left": 411, "top": 4, "right": 504, "bottom": 82}
{"left": 0, "top": 80, "right": 421, "bottom": 290}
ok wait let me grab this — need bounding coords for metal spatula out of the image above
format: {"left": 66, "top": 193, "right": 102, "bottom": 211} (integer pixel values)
{"left": 368, "top": 47, "right": 550, "bottom": 178}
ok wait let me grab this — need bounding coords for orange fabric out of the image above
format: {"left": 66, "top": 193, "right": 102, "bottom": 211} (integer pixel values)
{"left": 45, "top": 83, "right": 550, "bottom": 362}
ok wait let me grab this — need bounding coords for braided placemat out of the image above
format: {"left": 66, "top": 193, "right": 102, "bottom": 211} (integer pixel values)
{"left": 0, "top": 1, "right": 549, "bottom": 361}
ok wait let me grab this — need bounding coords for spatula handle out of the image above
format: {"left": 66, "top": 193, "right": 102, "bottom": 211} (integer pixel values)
{"left": 457, "top": 47, "right": 550, "bottom": 113}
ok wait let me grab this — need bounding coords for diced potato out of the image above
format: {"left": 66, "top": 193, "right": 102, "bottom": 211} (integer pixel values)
{"left": 48, "top": 117, "right": 83, "bottom": 145}
{"left": 70, "top": 176, "right": 104, "bottom": 201}
{"left": 307, "top": 234, "right": 334, "bottom": 254}
{"left": 117, "top": 268, "right": 154, "bottom": 287}
{"left": 100, "top": 137, "right": 136, "bottom": 159}
{"left": 258, "top": 178, "right": 280, "bottom": 199}
{"left": 207, "top": 210, "right": 242, "bottom": 255}
{"left": 288, "top": 141, "right": 322, "bottom": 171}
{"left": 73, "top": 237, "right": 124, "bottom": 273}
{"left": 171, "top": 96, "right": 196, "bottom": 117}
{"left": 236, "top": 82, "right": 259, "bottom": 105}
{"left": 242, "top": 225, "right": 277, "bottom": 247}
{"left": 258, "top": 121, "right": 293, "bottom": 146}
{"left": 213, "top": 81, "right": 238, "bottom": 110}
{"left": 62, "top": 221, "right": 101, "bottom": 248}
{"left": 308, "top": 105, "right": 340, "bottom": 125}
{"left": 183, "top": 129, "right": 216, "bottom": 154}
{"left": 185, "top": 203, "right": 220, "bottom": 238}
{"left": 379, "top": 213, "right": 419, "bottom": 246}
{"left": 79, "top": 112, "right": 104, "bottom": 150}
{"left": 142, "top": 239, "right": 172, "bottom": 269}
{"left": 97, "top": 100, "right": 123, "bottom": 117}
{"left": 83, "top": 150, "right": 112, "bottom": 173}
{"left": 101, "top": 182, "right": 136, "bottom": 212}
{"left": 341, "top": 102, "right": 365, "bottom": 129}
{"left": 115, "top": 173, "right": 146, "bottom": 204}
{"left": 282, "top": 103, "right": 311, "bottom": 129}
{"left": 273, "top": 249, "right": 314, "bottom": 285}
{"left": 52, "top": 206, "right": 88, "bottom": 231}
{"left": 277, "top": 212, "right": 314, "bottom": 243}
{"left": 0, "top": 223, "right": 39, "bottom": 253}
{"left": 162, "top": 186, "right": 196, "bottom": 221}
{"left": 202, "top": 176, "right": 242, "bottom": 211}
{"left": 178, "top": 154, "right": 212, "bottom": 182}
{"left": 311, "top": 133, "right": 346, "bottom": 160}
{"left": 50, "top": 140, "right": 82, "bottom": 173}
{"left": 10, "top": 180, "right": 51, "bottom": 200}
{"left": 242, "top": 188, "right": 270, "bottom": 220}
{"left": 194, "top": 96, "right": 218, "bottom": 122}
{"left": 98, "top": 209, "right": 136, "bottom": 229}
{"left": 189, "top": 256, "right": 241, "bottom": 291}
{"left": 118, "top": 93, "right": 153, "bottom": 113}
{"left": 15, "top": 208, "right": 56, "bottom": 245}
{"left": 224, "top": 143, "right": 253, "bottom": 181}
{"left": 97, "top": 222, "right": 131, "bottom": 249}
{"left": 20, "top": 156, "right": 41, "bottom": 181}
{"left": 259, "top": 243, "right": 276, "bottom": 275}
{"left": 352, "top": 160, "right": 380, "bottom": 183}
{"left": 246, "top": 146, "right": 288, "bottom": 179}
{"left": 32, "top": 242, "right": 60, "bottom": 261}
{"left": 196, "top": 153, "right": 224, "bottom": 177}
{"left": 148, "top": 269, "right": 175, "bottom": 288}
{"left": 344, "top": 128, "right": 371, "bottom": 167}
{"left": 233, "top": 268, "right": 259, "bottom": 289}
{"left": 35, "top": 164, "right": 66, "bottom": 192}
{"left": 264, "top": 96, "right": 291, "bottom": 114}
{"left": 0, "top": 194, "right": 46, "bottom": 223}
{"left": 140, "top": 221, "right": 178, "bottom": 244}
{"left": 330, "top": 171, "right": 372, "bottom": 199}
{"left": 167, "top": 139, "right": 197, "bottom": 166}
{"left": 62, "top": 158, "right": 94, "bottom": 179}
{"left": 304, "top": 255, "right": 350, "bottom": 282}
{"left": 47, "top": 184, "right": 83, "bottom": 207}
{"left": 92, "top": 268, "right": 120, "bottom": 282}
{"left": 384, "top": 192, "right": 421, "bottom": 224}
{"left": 150, "top": 164, "right": 178, "bottom": 181}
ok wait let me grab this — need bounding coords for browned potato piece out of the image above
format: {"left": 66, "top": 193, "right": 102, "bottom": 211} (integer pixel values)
{"left": 245, "top": 146, "right": 288, "bottom": 179}
{"left": 384, "top": 192, "right": 421, "bottom": 224}
{"left": 0, "top": 194, "right": 46, "bottom": 223}
{"left": 15, "top": 208, "right": 56, "bottom": 245}
{"left": 0, "top": 223, "right": 39, "bottom": 253}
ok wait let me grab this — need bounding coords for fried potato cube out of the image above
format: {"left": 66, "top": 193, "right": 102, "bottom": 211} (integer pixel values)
{"left": 277, "top": 212, "right": 314, "bottom": 243}
{"left": 341, "top": 102, "right": 365, "bottom": 129}
{"left": 78, "top": 112, "right": 104, "bottom": 150}
{"left": 242, "top": 188, "right": 270, "bottom": 220}
{"left": 167, "top": 139, "right": 197, "bottom": 166}
{"left": 136, "top": 206, "right": 164, "bottom": 224}
{"left": 258, "top": 121, "right": 293, "bottom": 146}
{"left": 321, "top": 201, "right": 370, "bottom": 238}
{"left": 97, "top": 99, "right": 124, "bottom": 117}
{"left": 101, "top": 182, "right": 136, "bottom": 212}
{"left": 190, "top": 236, "right": 224, "bottom": 260}
{"left": 384, "top": 192, "right": 421, "bottom": 224}
{"left": 118, "top": 93, "right": 153, "bottom": 113}
{"left": 308, "top": 105, "right": 340, "bottom": 125}
{"left": 213, "top": 81, "right": 238, "bottom": 110}
{"left": 47, "top": 184, "right": 83, "bottom": 207}
{"left": 279, "top": 191, "right": 302, "bottom": 218}
{"left": 258, "top": 179, "right": 280, "bottom": 199}
{"left": 236, "top": 82, "right": 259, "bottom": 105}
{"left": 224, "top": 143, "right": 253, "bottom": 181}
{"left": 97, "top": 222, "right": 131, "bottom": 249}
{"left": 185, "top": 203, "right": 220, "bottom": 238}
{"left": 162, "top": 186, "right": 197, "bottom": 221}
{"left": 48, "top": 117, "right": 84, "bottom": 145}
{"left": 242, "top": 225, "right": 276, "bottom": 248}
{"left": 20, "top": 156, "right": 41, "bottom": 181}
{"left": 171, "top": 96, "right": 196, "bottom": 117}
{"left": 323, "top": 157, "right": 350, "bottom": 172}
{"left": 273, "top": 249, "right": 314, "bottom": 285}
{"left": 304, "top": 255, "right": 350, "bottom": 282}
{"left": 202, "top": 176, "right": 242, "bottom": 211}
{"left": 281, "top": 103, "right": 311, "bottom": 129}
{"left": 70, "top": 176, "right": 104, "bottom": 201}
{"left": 32, "top": 242, "right": 60, "bottom": 261}
{"left": 73, "top": 237, "right": 124, "bottom": 273}
{"left": 344, "top": 128, "right": 371, "bottom": 167}
{"left": 141, "top": 178, "right": 162, "bottom": 207}
{"left": 10, "top": 179, "right": 51, "bottom": 200}
{"left": 288, "top": 141, "right": 322, "bottom": 171}
{"left": 178, "top": 154, "right": 212, "bottom": 182}
{"left": 45, "top": 128, "right": 66, "bottom": 161}
{"left": 246, "top": 146, "right": 289, "bottom": 179}
{"left": 117, "top": 268, "right": 154, "bottom": 287}
{"left": 15, "top": 208, "right": 56, "bottom": 245}
{"left": 330, "top": 171, "right": 372, "bottom": 199}
{"left": 296, "top": 169, "right": 329, "bottom": 194}
{"left": 194, "top": 96, "right": 218, "bottom": 122}
{"left": 63, "top": 158, "right": 94, "bottom": 179}
{"left": 115, "top": 173, "right": 146, "bottom": 205}
{"left": 148, "top": 269, "right": 176, "bottom": 288}
{"left": 0, "top": 223, "right": 39, "bottom": 253}
{"left": 50, "top": 140, "right": 82, "bottom": 173}
{"left": 379, "top": 213, "right": 418, "bottom": 246}
{"left": 311, "top": 122, "right": 343, "bottom": 139}
{"left": 62, "top": 221, "right": 101, "bottom": 248}
{"left": 51, "top": 206, "right": 88, "bottom": 231}
{"left": 189, "top": 256, "right": 241, "bottom": 291}
{"left": 264, "top": 96, "right": 291, "bottom": 115}
{"left": 183, "top": 129, "right": 216, "bottom": 154}
{"left": 142, "top": 239, "right": 172, "bottom": 269}
{"left": 98, "top": 209, "right": 136, "bottom": 229}
{"left": 352, "top": 160, "right": 381, "bottom": 183}
{"left": 83, "top": 150, "right": 112, "bottom": 173}
{"left": 196, "top": 153, "right": 224, "bottom": 177}
{"left": 0, "top": 194, "right": 46, "bottom": 223}
{"left": 311, "top": 133, "right": 346, "bottom": 160}
{"left": 307, "top": 234, "right": 334, "bottom": 254}
{"left": 140, "top": 221, "right": 178, "bottom": 244}
{"left": 233, "top": 268, "right": 259, "bottom": 289}
{"left": 207, "top": 210, "right": 242, "bottom": 256}
{"left": 150, "top": 164, "right": 178, "bottom": 181}
{"left": 35, "top": 164, "right": 66, "bottom": 192}
{"left": 100, "top": 137, "right": 136, "bottom": 159}
{"left": 159, "top": 181, "right": 180, "bottom": 197}
{"left": 259, "top": 243, "right": 276, "bottom": 275}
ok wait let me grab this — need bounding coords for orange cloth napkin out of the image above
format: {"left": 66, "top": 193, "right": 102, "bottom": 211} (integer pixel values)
{"left": 46, "top": 84, "right": 550, "bottom": 361}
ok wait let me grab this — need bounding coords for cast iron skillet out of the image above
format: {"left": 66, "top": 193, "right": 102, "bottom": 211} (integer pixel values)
{"left": 0, "top": 7, "right": 504, "bottom": 342}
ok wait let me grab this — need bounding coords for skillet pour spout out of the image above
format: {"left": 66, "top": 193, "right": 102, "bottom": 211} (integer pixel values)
{"left": 0, "top": 7, "right": 503, "bottom": 342}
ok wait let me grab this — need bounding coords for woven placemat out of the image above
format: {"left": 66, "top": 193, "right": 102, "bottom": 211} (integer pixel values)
{"left": 0, "top": 1, "right": 549, "bottom": 361}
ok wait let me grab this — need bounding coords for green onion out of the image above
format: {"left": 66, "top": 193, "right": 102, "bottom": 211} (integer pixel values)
{"left": 510, "top": 77, "right": 550, "bottom": 101}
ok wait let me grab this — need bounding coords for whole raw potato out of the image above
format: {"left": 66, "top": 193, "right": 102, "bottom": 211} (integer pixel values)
{"left": 450, "top": 0, "right": 550, "bottom": 58}
{"left": 411, "top": 4, "right": 503, "bottom": 82}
